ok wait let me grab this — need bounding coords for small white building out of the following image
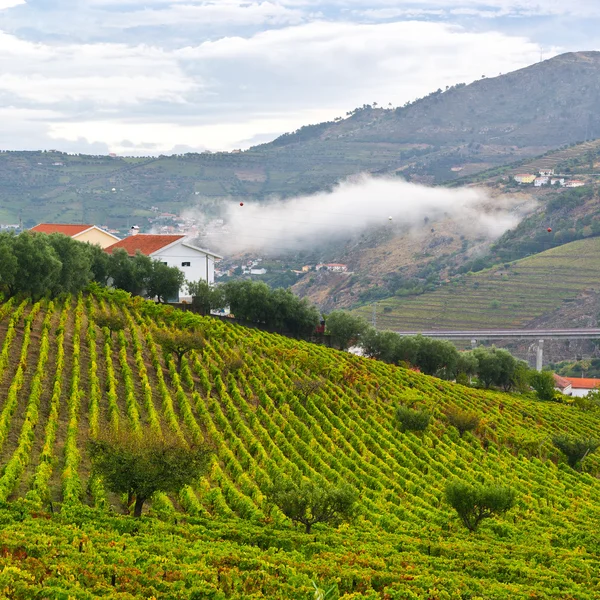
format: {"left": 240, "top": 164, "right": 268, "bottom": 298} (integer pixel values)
{"left": 565, "top": 180, "right": 586, "bottom": 188}
{"left": 553, "top": 374, "right": 600, "bottom": 398}
{"left": 105, "top": 233, "right": 222, "bottom": 301}
{"left": 534, "top": 176, "right": 550, "bottom": 187}
{"left": 550, "top": 178, "right": 565, "bottom": 186}
{"left": 539, "top": 169, "right": 555, "bottom": 176}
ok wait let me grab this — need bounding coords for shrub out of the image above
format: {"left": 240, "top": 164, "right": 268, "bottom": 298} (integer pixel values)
{"left": 445, "top": 481, "right": 516, "bottom": 531}
{"left": 268, "top": 478, "right": 357, "bottom": 534}
{"left": 529, "top": 371, "right": 556, "bottom": 401}
{"left": 446, "top": 408, "right": 479, "bottom": 437}
{"left": 552, "top": 435, "right": 599, "bottom": 469}
{"left": 395, "top": 405, "right": 430, "bottom": 433}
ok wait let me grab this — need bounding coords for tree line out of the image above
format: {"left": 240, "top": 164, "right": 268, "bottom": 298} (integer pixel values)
{"left": 325, "top": 311, "right": 556, "bottom": 398}
{"left": 0, "top": 231, "right": 185, "bottom": 302}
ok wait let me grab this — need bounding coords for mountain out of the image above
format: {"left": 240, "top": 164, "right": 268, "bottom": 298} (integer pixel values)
{"left": 2, "top": 51, "right": 600, "bottom": 230}
{"left": 0, "top": 289, "right": 599, "bottom": 597}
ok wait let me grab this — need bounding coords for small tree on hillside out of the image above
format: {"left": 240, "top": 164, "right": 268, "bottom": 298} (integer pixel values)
{"left": 293, "top": 379, "right": 324, "bottom": 406}
{"left": 446, "top": 407, "right": 480, "bottom": 438}
{"left": 153, "top": 328, "right": 205, "bottom": 372}
{"left": 529, "top": 371, "right": 556, "bottom": 401}
{"left": 147, "top": 260, "right": 186, "bottom": 303}
{"left": 395, "top": 405, "right": 430, "bottom": 433}
{"left": 268, "top": 478, "right": 357, "bottom": 534}
{"left": 552, "top": 435, "right": 599, "bottom": 470}
{"left": 88, "top": 429, "right": 212, "bottom": 517}
{"left": 445, "top": 481, "right": 516, "bottom": 532}
{"left": 95, "top": 311, "right": 125, "bottom": 338}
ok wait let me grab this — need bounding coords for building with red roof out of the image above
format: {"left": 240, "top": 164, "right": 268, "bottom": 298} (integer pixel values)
{"left": 30, "top": 223, "right": 120, "bottom": 249}
{"left": 553, "top": 374, "right": 600, "bottom": 397}
{"left": 105, "top": 231, "right": 222, "bottom": 301}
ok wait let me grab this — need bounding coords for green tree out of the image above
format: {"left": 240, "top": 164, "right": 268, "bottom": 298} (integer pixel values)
{"left": 415, "top": 337, "right": 459, "bottom": 378}
{"left": 95, "top": 311, "right": 125, "bottom": 337}
{"left": 153, "top": 327, "right": 205, "bottom": 372}
{"left": 88, "top": 429, "right": 212, "bottom": 517}
{"left": 395, "top": 405, "right": 431, "bottom": 433}
{"left": 446, "top": 407, "right": 480, "bottom": 437}
{"left": 529, "top": 371, "right": 556, "bottom": 401}
{"left": 325, "top": 311, "right": 369, "bottom": 350}
{"left": 552, "top": 435, "right": 599, "bottom": 470}
{"left": 46, "top": 233, "right": 94, "bottom": 295}
{"left": 445, "top": 481, "right": 516, "bottom": 532}
{"left": 455, "top": 351, "right": 479, "bottom": 380}
{"left": 187, "top": 279, "right": 225, "bottom": 315}
{"left": 108, "top": 248, "right": 144, "bottom": 295}
{"left": 146, "top": 260, "right": 185, "bottom": 303}
{"left": 268, "top": 478, "right": 357, "bottom": 534}
{"left": 85, "top": 242, "right": 113, "bottom": 286}
{"left": 361, "top": 328, "right": 401, "bottom": 364}
{"left": 12, "top": 233, "right": 62, "bottom": 299}
{"left": 0, "top": 233, "right": 18, "bottom": 297}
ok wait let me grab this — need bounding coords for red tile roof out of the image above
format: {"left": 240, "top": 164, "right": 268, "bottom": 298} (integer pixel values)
{"left": 31, "top": 223, "right": 93, "bottom": 236}
{"left": 564, "top": 377, "right": 600, "bottom": 390}
{"left": 105, "top": 234, "right": 185, "bottom": 256}
{"left": 553, "top": 374, "right": 572, "bottom": 390}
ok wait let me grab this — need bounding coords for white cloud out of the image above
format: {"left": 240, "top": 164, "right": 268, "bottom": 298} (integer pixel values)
{"left": 0, "top": 0, "right": 23, "bottom": 10}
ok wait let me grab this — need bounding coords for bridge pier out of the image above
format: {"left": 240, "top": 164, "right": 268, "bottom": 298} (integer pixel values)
{"left": 536, "top": 339, "right": 544, "bottom": 372}
{"left": 471, "top": 339, "right": 477, "bottom": 349}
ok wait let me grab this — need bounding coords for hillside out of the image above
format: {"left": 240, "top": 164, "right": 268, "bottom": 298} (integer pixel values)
{"left": 353, "top": 237, "right": 600, "bottom": 332}
{"left": 0, "top": 289, "right": 598, "bottom": 596}
{"left": 3, "top": 52, "right": 600, "bottom": 230}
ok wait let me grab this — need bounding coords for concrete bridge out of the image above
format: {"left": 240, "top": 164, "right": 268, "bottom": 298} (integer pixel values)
{"left": 395, "top": 329, "right": 600, "bottom": 371}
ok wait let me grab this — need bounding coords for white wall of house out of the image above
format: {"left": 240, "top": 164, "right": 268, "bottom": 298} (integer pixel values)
{"left": 151, "top": 240, "right": 220, "bottom": 300}
{"left": 570, "top": 388, "right": 596, "bottom": 398}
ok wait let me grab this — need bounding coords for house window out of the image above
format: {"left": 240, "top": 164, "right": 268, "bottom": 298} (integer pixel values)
{"left": 181, "top": 262, "right": 191, "bottom": 267}
{"left": 162, "top": 262, "right": 168, "bottom": 265}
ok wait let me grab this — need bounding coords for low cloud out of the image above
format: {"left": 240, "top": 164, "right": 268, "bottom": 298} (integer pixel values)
{"left": 199, "top": 175, "right": 533, "bottom": 254}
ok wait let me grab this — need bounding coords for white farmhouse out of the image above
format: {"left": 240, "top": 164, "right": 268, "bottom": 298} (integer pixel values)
{"left": 553, "top": 374, "right": 600, "bottom": 398}
{"left": 534, "top": 176, "right": 550, "bottom": 187}
{"left": 105, "top": 233, "right": 222, "bottom": 301}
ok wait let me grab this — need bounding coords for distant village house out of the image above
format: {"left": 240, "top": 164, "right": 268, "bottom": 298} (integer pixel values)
{"left": 514, "top": 174, "right": 536, "bottom": 184}
{"left": 30, "top": 223, "right": 120, "bottom": 249}
{"left": 554, "top": 374, "right": 600, "bottom": 398}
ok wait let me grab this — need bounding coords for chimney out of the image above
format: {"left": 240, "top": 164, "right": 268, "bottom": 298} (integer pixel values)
{"left": 130, "top": 225, "right": 140, "bottom": 236}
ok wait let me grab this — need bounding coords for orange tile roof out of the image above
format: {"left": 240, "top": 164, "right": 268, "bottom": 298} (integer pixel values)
{"left": 31, "top": 223, "right": 93, "bottom": 236}
{"left": 553, "top": 374, "right": 572, "bottom": 389}
{"left": 563, "top": 377, "right": 600, "bottom": 390}
{"left": 105, "top": 234, "right": 185, "bottom": 256}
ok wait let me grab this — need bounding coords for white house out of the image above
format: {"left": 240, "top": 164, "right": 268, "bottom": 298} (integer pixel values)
{"left": 534, "top": 176, "right": 550, "bottom": 187}
{"left": 553, "top": 374, "right": 600, "bottom": 397}
{"left": 539, "top": 169, "right": 555, "bottom": 176}
{"left": 565, "top": 180, "right": 586, "bottom": 188}
{"left": 105, "top": 233, "right": 222, "bottom": 301}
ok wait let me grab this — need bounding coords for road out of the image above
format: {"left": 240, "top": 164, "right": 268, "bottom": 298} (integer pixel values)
{"left": 395, "top": 329, "right": 600, "bottom": 340}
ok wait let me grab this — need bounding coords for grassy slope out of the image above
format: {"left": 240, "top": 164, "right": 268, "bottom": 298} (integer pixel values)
{"left": 0, "top": 290, "right": 598, "bottom": 597}
{"left": 353, "top": 237, "right": 600, "bottom": 330}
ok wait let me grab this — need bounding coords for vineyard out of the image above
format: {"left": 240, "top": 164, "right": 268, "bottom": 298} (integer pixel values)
{"left": 0, "top": 289, "right": 598, "bottom": 598}
{"left": 354, "top": 237, "right": 600, "bottom": 330}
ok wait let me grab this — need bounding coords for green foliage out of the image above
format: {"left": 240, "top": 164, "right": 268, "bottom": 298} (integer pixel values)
{"left": 552, "top": 435, "right": 600, "bottom": 469}
{"left": 446, "top": 408, "right": 479, "bottom": 437}
{"left": 395, "top": 405, "right": 431, "bottom": 433}
{"left": 445, "top": 481, "right": 516, "bottom": 531}
{"left": 187, "top": 280, "right": 225, "bottom": 315}
{"left": 147, "top": 260, "right": 186, "bottom": 303}
{"left": 88, "top": 428, "right": 212, "bottom": 517}
{"left": 325, "top": 311, "right": 369, "bottom": 350}
{"left": 94, "top": 311, "right": 125, "bottom": 335}
{"left": 223, "top": 280, "right": 319, "bottom": 339}
{"left": 529, "top": 371, "right": 557, "bottom": 401}
{"left": 268, "top": 478, "right": 357, "bottom": 533}
{"left": 472, "top": 347, "right": 526, "bottom": 391}
{"left": 153, "top": 327, "right": 205, "bottom": 372}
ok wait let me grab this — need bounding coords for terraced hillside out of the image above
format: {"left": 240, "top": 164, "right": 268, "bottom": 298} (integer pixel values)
{"left": 354, "top": 237, "right": 600, "bottom": 331}
{"left": 0, "top": 289, "right": 599, "bottom": 597}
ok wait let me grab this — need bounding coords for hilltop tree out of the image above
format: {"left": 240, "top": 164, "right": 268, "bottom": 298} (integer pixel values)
{"left": 187, "top": 279, "right": 225, "bottom": 315}
{"left": 146, "top": 260, "right": 185, "bottom": 303}
{"left": 46, "top": 233, "right": 93, "bottom": 295}
{"left": 89, "top": 429, "right": 212, "bottom": 517}
{"left": 325, "top": 311, "right": 369, "bottom": 350}
{"left": 153, "top": 327, "right": 205, "bottom": 372}
{"left": 530, "top": 371, "right": 556, "bottom": 401}
{"left": 446, "top": 481, "right": 516, "bottom": 532}
{"left": 268, "top": 478, "right": 357, "bottom": 534}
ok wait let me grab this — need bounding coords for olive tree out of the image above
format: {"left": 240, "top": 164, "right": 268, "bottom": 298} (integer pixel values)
{"left": 268, "top": 478, "right": 357, "bottom": 534}
{"left": 552, "top": 435, "right": 599, "bottom": 470}
{"left": 445, "top": 481, "right": 516, "bottom": 532}
{"left": 153, "top": 327, "right": 205, "bottom": 372}
{"left": 88, "top": 429, "right": 212, "bottom": 517}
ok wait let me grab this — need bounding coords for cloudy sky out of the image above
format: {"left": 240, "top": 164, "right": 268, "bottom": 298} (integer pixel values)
{"left": 0, "top": 0, "right": 596, "bottom": 155}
